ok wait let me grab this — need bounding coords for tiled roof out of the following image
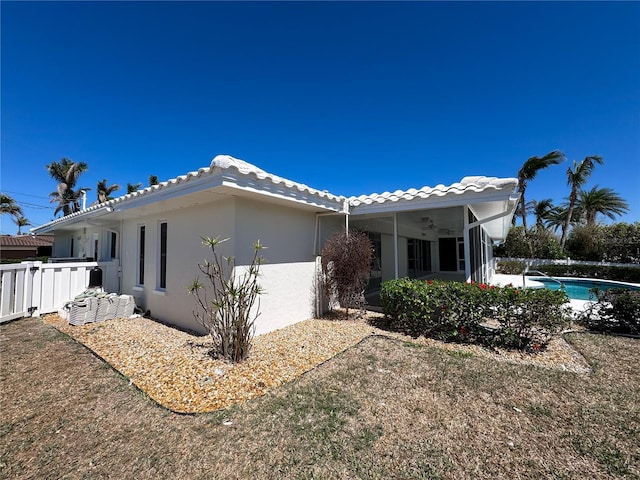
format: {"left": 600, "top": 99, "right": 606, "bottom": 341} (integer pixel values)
{"left": 33, "top": 155, "right": 347, "bottom": 231}
{"left": 0, "top": 235, "right": 54, "bottom": 247}
{"left": 348, "top": 176, "right": 518, "bottom": 207}
{"left": 31, "top": 156, "right": 518, "bottom": 234}
{"left": 211, "top": 155, "right": 346, "bottom": 203}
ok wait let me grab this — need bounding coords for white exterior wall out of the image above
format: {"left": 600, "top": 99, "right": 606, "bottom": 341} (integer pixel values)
{"left": 120, "top": 198, "right": 236, "bottom": 333}
{"left": 52, "top": 232, "right": 73, "bottom": 257}
{"left": 51, "top": 226, "right": 118, "bottom": 261}
{"left": 118, "top": 196, "right": 320, "bottom": 335}
{"left": 234, "top": 198, "right": 318, "bottom": 335}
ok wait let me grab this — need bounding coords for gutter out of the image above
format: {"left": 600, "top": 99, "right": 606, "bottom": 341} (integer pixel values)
{"left": 31, "top": 206, "right": 114, "bottom": 235}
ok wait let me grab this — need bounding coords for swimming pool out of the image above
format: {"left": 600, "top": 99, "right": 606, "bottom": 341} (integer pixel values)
{"left": 529, "top": 277, "right": 640, "bottom": 301}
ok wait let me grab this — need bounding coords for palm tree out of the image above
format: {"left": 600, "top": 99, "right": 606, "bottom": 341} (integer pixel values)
{"left": 127, "top": 182, "right": 142, "bottom": 194}
{"left": 515, "top": 150, "right": 565, "bottom": 229}
{"left": 577, "top": 186, "right": 628, "bottom": 227}
{"left": 14, "top": 216, "right": 31, "bottom": 235}
{"left": 46, "top": 158, "right": 90, "bottom": 216}
{"left": 1, "top": 194, "right": 23, "bottom": 218}
{"left": 560, "top": 155, "right": 604, "bottom": 248}
{"left": 544, "top": 206, "right": 569, "bottom": 234}
{"left": 149, "top": 175, "right": 159, "bottom": 186}
{"left": 96, "top": 179, "right": 121, "bottom": 204}
{"left": 531, "top": 198, "right": 556, "bottom": 230}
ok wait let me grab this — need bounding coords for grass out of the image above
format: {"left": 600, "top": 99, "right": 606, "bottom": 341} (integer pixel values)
{"left": 1, "top": 317, "right": 639, "bottom": 479}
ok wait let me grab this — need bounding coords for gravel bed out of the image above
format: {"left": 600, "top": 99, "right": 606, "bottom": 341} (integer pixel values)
{"left": 42, "top": 312, "right": 590, "bottom": 414}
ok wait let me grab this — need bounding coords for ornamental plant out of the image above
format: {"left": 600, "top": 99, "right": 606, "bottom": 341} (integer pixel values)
{"left": 188, "top": 236, "right": 266, "bottom": 362}
{"left": 577, "top": 288, "right": 640, "bottom": 335}
{"left": 380, "top": 278, "right": 571, "bottom": 351}
{"left": 321, "top": 229, "right": 373, "bottom": 316}
{"left": 488, "top": 285, "right": 570, "bottom": 349}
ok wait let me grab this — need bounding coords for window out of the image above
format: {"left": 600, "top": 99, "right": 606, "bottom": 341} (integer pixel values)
{"left": 110, "top": 232, "right": 117, "bottom": 259}
{"left": 137, "top": 226, "right": 145, "bottom": 285}
{"left": 70, "top": 238, "right": 75, "bottom": 257}
{"left": 408, "top": 238, "right": 432, "bottom": 278}
{"left": 158, "top": 222, "right": 167, "bottom": 290}
{"left": 457, "top": 237, "right": 465, "bottom": 271}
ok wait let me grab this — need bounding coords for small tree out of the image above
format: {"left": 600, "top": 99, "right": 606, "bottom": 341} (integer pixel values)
{"left": 188, "top": 236, "right": 266, "bottom": 362}
{"left": 321, "top": 229, "right": 373, "bottom": 316}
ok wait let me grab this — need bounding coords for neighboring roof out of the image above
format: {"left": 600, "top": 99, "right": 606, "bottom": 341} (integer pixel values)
{"left": 31, "top": 155, "right": 518, "bottom": 240}
{"left": 0, "top": 234, "right": 54, "bottom": 248}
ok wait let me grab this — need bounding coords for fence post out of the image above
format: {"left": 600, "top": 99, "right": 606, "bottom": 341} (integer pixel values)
{"left": 30, "top": 261, "right": 43, "bottom": 317}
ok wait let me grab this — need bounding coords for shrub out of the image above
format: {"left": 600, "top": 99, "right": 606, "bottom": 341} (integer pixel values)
{"left": 600, "top": 222, "right": 640, "bottom": 264}
{"left": 566, "top": 225, "right": 604, "bottom": 261}
{"left": 535, "top": 264, "right": 640, "bottom": 283}
{"left": 321, "top": 229, "right": 373, "bottom": 315}
{"left": 488, "top": 285, "right": 571, "bottom": 349}
{"left": 577, "top": 289, "right": 640, "bottom": 335}
{"left": 496, "top": 260, "right": 526, "bottom": 275}
{"left": 494, "top": 226, "right": 565, "bottom": 259}
{"left": 380, "top": 279, "right": 571, "bottom": 351}
{"left": 188, "top": 236, "right": 266, "bottom": 362}
{"left": 381, "top": 279, "right": 486, "bottom": 341}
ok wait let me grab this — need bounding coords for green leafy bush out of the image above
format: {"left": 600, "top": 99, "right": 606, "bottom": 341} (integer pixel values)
{"left": 494, "top": 226, "right": 565, "bottom": 259}
{"left": 487, "top": 285, "right": 571, "bottom": 349}
{"left": 496, "top": 260, "right": 526, "bottom": 275}
{"left": 380, "top": 279, "right": 571, "bottom": 351}
{"left": 577, "top": 289, "right": 640, "bottom": 335}
{"left": 535, "top": 264, "right": 640, "bottom": 283}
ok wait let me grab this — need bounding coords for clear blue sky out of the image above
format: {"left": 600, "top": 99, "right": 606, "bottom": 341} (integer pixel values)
{"left": 2, "top": 1, "right": 639, "bottom": 234}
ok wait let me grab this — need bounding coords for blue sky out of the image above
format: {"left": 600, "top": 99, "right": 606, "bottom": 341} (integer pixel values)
{"left": 2, "top": 1, "right": 639, "bottom": 234}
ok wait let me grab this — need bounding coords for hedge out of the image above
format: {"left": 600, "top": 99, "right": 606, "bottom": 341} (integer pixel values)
{"left": 535, "top": 264, "right": 640, "bottom": 283}
{"left": 380, "top": 278, "right": 571, "bottom": 351}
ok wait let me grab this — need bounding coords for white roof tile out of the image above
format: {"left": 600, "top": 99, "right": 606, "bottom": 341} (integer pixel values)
{"left": 32, "top": 156, "right": 517, "bottom": 235}
{"left": 348, "top": 176, "right": 517, "bottom": 207}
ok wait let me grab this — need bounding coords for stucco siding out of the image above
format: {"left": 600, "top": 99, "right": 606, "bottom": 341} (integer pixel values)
{"left": 234, "top": 198, "right": 317, "bottom": 264}
{"left": 52, "top": 232, "right": 73, "bottom": 258}
{"left": 120, "top": 198, "right": 236, "bottom": 333}
{"left": 233, "top": 198, "right": 319, "bottom": 333}
{"left": 252, "top": 261, "right": 317, "bottom": 335}
{"left": 118, "top": 196, "right": 320, "bottom": 335}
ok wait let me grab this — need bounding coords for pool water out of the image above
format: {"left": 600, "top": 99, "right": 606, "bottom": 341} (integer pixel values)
{"left": 531, "top": 277, "right": 640, "bottom": 301}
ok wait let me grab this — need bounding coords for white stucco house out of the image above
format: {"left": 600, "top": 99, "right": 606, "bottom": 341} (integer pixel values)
{"left": 32, "top": 155, "right": 519, "bottom": 334}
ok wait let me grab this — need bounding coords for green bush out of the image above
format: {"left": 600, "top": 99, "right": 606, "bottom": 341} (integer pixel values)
{"left": 494, "top": 226, "right": 565, "bottom": 259}
{"left": 496, "top": 260, "right": 526, "bottom": 275}
{"left": 380, "top": 278, "right": 486, "bottom": 341}
{"left": 487, "top": 285, "right": 571, "bottom": 349}
{"left": 535, "top": 264, "right": 640, "bottom": 283}
{"left": 380, "top": 279, "right": 571, "bottom": 351}
{"left": 577, "top": 289, "right": 640, "bottom": 335}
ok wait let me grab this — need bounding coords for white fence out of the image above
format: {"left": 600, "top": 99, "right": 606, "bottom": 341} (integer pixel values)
{"left": 494, "top": 257, "right": 640, "bottom": 269}
{"left": 0, "top": 260, "right": 120, "bottom": 324}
